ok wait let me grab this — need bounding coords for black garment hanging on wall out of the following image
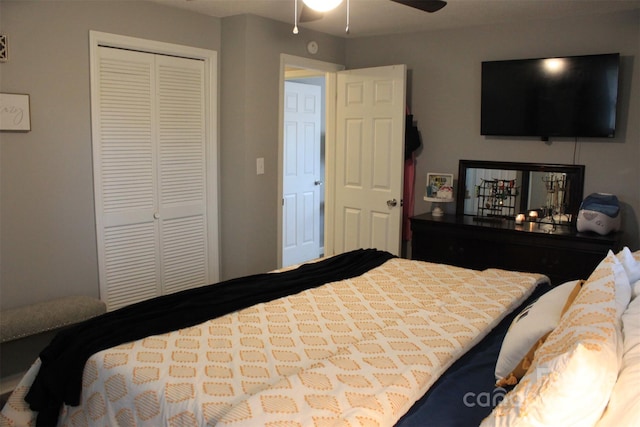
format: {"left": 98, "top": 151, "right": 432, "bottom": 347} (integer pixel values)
{"left": 403, "top": 113, "right": 422, "bottom": 241}
{"left": 405, "top": 114, "right": 421, "bottom": 159}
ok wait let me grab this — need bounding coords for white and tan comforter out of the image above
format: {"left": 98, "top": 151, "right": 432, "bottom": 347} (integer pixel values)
{"left": 2, "top": 258, "right": 546, "bottom": 427}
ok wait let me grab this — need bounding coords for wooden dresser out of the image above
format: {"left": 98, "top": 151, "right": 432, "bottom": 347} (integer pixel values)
{"left": 410, "top": 213, "right": 623, "bottom": 286}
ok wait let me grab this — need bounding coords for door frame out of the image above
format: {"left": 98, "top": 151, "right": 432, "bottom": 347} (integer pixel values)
{"left": 277, "top": 54, "right": 344, "bottom": 268}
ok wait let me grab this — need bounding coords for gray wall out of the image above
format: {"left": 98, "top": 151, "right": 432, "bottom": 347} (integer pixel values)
{"left": 346, "top": 10, "right": 640, "bottom": 249}
{"left": 0, "top": 2, "right": 346, "bottom": 312}
{"left": 1, "top": 1, "right": 638, "bottom": 317}
{"left": 0, "top": 1, "right": 224, "bottom": 309}
{"left": 219, "top": 15, "right": 345, "bottom": 279}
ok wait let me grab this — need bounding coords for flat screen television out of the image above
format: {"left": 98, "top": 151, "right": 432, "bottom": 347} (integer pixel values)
{"left": 481, "top": 53, "right": 620, "bottom": 140}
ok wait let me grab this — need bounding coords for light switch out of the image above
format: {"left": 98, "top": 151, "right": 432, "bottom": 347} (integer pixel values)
{"left": 256, "top": 157, "right": 265, "bottom": 175}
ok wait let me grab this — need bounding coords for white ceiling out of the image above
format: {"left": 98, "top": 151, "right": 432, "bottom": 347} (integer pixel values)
{"left": 149, "top": 0, "right": 640, "bottom": 38}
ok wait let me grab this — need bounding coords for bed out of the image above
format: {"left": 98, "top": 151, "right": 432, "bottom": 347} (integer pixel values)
{"left": 2, "top": 247, "right": 639, "bottom": 427}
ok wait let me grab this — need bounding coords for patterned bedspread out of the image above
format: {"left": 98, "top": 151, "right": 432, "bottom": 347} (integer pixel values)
{"left": 1, "top": 258, "right": 546, "bottom": 427}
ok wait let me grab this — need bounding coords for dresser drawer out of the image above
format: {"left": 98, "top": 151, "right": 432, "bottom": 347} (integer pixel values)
{"left": 411, "top": 213, "right": 622, "bottom": 286}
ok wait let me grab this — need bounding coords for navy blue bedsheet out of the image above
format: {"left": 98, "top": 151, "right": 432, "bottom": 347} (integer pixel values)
{"left": 396, "top": 283, "right": 550, "bottom": 427}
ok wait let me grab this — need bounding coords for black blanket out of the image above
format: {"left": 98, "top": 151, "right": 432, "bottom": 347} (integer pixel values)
{"left": 26, "top": 248, "right": 395, "bottom": 426}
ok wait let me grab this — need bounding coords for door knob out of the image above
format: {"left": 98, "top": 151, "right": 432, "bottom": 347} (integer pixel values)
{"left": 153, "top": 212, "right": 160, "bottom": 219}
{"left": 387, "top": 199, "right": 398, "bottom": 207}
{"left": 314, "top": 180, "right": 323, "bottom": 186}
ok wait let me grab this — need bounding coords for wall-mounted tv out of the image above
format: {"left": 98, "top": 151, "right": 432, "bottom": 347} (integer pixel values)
{"left": 481, "top": 53, "right": 620, "bottom": 140}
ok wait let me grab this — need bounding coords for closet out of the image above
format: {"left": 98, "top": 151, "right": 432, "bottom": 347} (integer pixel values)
{"left": 90, "top": 33, "right": 218, "bottom": 311}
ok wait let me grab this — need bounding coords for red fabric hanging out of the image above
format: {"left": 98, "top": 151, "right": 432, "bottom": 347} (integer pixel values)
{"left": 403, "top": 153, "right": 416, "bottom": 241}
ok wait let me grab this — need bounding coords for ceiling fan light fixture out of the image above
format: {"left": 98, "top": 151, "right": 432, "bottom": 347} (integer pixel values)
{"left": 303, "top": 0, "right": 344, "bottom": 12}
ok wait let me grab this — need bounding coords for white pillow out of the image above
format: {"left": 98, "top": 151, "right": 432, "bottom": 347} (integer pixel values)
{"left": 494, "top": 280, "right": 580, "bottom": 382}
{"left": 630, "top": 248, "right": 640, "bottom": 299}
{"left": 610, "top": 250, "right": 631, "bottom": 320}
{"left": 617, "top": 246, "right": 640, "bottom": 284}
{"left": 595, "top": 293, "right": 640, "bottom": 426}
{"left": 621, "top": 293, "right": 640, "bottom": 363}
{"left": 483, "top": 252, "right": 621, "bottom": 427}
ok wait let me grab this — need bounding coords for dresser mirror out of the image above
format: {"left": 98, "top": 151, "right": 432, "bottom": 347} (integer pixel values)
{"left": 456, "top": 160, "right": 585, "bottom": 225}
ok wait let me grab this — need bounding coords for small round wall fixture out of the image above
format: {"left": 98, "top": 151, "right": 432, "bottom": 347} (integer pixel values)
{"left": 307, "top": 41, "right": 318, "bottom": 55}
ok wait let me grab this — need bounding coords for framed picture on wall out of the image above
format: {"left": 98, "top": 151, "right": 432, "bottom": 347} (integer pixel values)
{"left": 424, "top": 172, "right": 454, "bottom": 201}
{"left": 0, "top": 93, "right": 31, "bottom": 131}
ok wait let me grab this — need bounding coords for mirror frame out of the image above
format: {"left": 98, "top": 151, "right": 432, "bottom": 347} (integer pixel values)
{"left": 456, "top": 160, "right": 586, "bottom": 224}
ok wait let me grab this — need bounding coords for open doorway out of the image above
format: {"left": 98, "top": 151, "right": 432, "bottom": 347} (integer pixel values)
{"left": 282, "top": 76, "right": 323, "bottom": 267}
{"left": 277, "top": 55, "right": 344, "bottom": 268}
{"left": 278, "top": 57, "right": 406, "bottom": 268}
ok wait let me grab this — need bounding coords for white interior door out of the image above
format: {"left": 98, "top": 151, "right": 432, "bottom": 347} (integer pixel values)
{"left": 282, "top": 81, "right": 322, "bottom": 267}
{"left": 333, "top": 65, "right": 406, "bottom": 256}
{"left": 91, "top": 35, "right": 218, "bottom": 311}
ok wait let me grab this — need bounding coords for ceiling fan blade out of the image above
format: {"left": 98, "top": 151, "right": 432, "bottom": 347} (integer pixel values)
{"left": 299, "top": 3, "right": 324, "bottom": 22}
{"left": 390, "top": 0, "right": 447, "bottom": 13}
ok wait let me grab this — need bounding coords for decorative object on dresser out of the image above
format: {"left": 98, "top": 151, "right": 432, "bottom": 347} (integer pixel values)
{"left": 411, "top": 160, "right": 623, "bottom": 286}
{"left": 474, "top": 177, "right": 519, "bottom": 221}
{"left": 424, "top": 172, "right": 454, "bottom": 217}
{"left": 577, "top": 192, "right": 622, "bottom": 235}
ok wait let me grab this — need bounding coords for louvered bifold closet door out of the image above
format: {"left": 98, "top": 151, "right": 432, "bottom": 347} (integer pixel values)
{"left": 94, "top": 46, "right": 209, "bottom": 311}
{"left": 95, "top": 47, "right": 159, "bottom": 310}
{"left": 155, "top": 55, "right": 208, "bottom": 296}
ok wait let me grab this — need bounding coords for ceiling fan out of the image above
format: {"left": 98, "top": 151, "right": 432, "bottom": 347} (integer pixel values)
{"left": 299, "top": 0, "right": 447, "bottom": 23}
